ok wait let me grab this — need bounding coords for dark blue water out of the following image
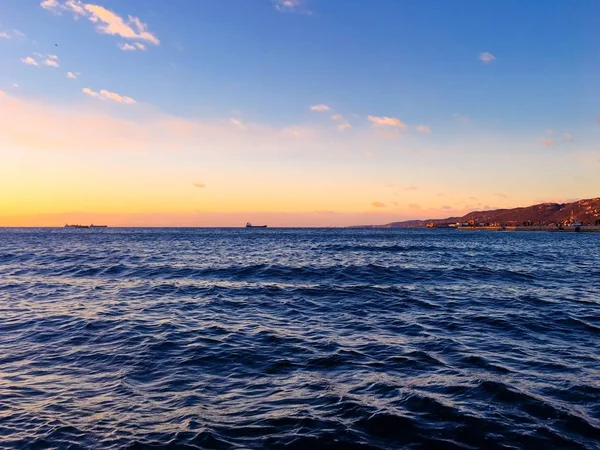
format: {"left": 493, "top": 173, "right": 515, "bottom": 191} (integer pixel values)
{"left": 1, "top": 228, "right": 599, "bottom": 449}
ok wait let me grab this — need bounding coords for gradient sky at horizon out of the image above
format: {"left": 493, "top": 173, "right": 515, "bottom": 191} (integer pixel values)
{"left": 1, "top": 0, "right": 599, "bottom": 226}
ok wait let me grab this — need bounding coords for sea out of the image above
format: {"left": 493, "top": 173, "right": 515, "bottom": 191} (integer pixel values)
{"left": 0, "top": 228, "right": 599, "bottom": 449}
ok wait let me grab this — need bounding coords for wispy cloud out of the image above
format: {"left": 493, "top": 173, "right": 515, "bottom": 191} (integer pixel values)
{"left": 310, "top": 104, "right": 330, "bottom": 112}
{"left": 0, "top": 91, "right": 330, "bottom": 158}
{"left": 230, "top": 118, "right": 245, "bottom": 129}
{"left": 118, "top": 42, "right": 145, "bottom": 51}
{"left": 494, "top": 193, "right": 508, "bottom": 199}
{"left": 44, "top": 54, "right": 60, "bottom": 67}
{"left": 540, "top": 137, "right": 555, "bottom": 147}
{"left": 21, "top": 56, "right": 39, "bottom": 67}
{"left": 193, "top": 183, "right": 206, "bottom": 188}
{"left": 274, "top": 0, "right": 311, "bottom": 14}
{"left": 404, "top": 186, "right": 418, "bottom": 191}
{"left": 479, "top": 52, "right": 495, "bottom": 63}
{"left": 66, "top": 71, "right": 80, "bottom": 79}
{"left": 408, "top": 204, "right": 421, "bottom": 210}
{"left": 331, "top": 114, "right": 351, "bottom": 131}
{"left": 416, "top": 124, "right": 431, "bottom": 134}
{"left": 40, "top": 0, "right": 60, "bottom": 9}
{"left": 84, "top": 4, "right": 159, "bottom": 44}
{"left": 563, "top": 132, "right": 573, "bottom": 142}
{"left": 368, "top": 116, "right": 406, "bottom": 128}
{"left": 540, "top": 128, "right": 556, "bottom": 147}
{"left": 372, "top": 202, "right": 386, "bottom": 208}
{"left": 25, "top": 53, "right": 60, "bottom": 68}
{"left": 41, "top": 1, "right": 159, "bottom": 45}
{"left": 82, "top": 87, "right": 136, "bottom": 104}
{"left": 0, "top": 29, "right": 26, "bottom": 40}
{"left": 82, "top": 87, "right": 101, "bottom": 99}
{"left": 99, "top": 89, "right": 136, "bottom": 104}
{"left": 311, "top": 104, "right": 351, "bottom": 130}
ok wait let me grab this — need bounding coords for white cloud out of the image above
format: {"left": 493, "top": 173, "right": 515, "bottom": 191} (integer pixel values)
{"left": 563, "top": 132, "right": 573, "bottom": 142}
{"left": 82, "top": 87, "right": 136, "bottom": 104}
{"left": 118, "top": 42, "right": 146, "bottom": 51}
{"left": 479, "top": 52, "right": 495, "bottom": 63}
{"left": 24, "top": 53, "right": 59, "bottom": 67}
{"left": 44, "top": 57, "right": 59, "bottom": 67}
{"left": 416, "top": 124, "right": 431, "bottom": 134}
{"left": 66, "top": 71, "right": 80, "bottom": 79}
{"left": 82, "top": 87, "right": 101, "bottom": 99}
{"left": 64, "top": 0, "right": 86, "bottom": 15}
{"left": 273, "top": 0, "right": 313, "bottom": 15}
{"left": 0, "top": 29, "right": 26, "bottom": 40}
{"left": 274, "top": 0, "right": 301, "bottom": 12}
{"left": 12, "top": 83, "right": 19, "bottom": 88}
{"left": 100, "top": 89, "right": 136, "bottom": 104}
{"left": 310, "top": 104, "right": 330, "bottom": 112}
{"left": 86, "top": 4, "right": 159, "bottom": 44}
{"left": 41, "top": 1, "right": 159, "bottom": 45}
{"left": 41, "top": 0, "right": 60, "bottom": 8}
{"left": 368, "top": 115, "right": 406, "bottom": 128}
{"left": 21, "top": 56, "right": 39, "bottom": 67}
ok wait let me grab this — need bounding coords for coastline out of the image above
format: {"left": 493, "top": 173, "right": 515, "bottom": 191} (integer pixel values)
{"left": 455, "top": 225, "right": 600, "bottom": 232}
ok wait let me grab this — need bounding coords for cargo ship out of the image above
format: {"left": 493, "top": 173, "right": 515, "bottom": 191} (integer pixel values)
{"left": 65, "top": 224, "right": 108, "bottom": 228}
{"left": 245, "top": 222, "right": 267, "bottom": 228}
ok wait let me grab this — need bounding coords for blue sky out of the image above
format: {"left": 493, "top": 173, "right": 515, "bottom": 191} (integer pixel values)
{"left": 3, "top": 0, "right": 597, "bottom": 122}
{"left": 0, "top": 0, "right": 598, "bottom": 226}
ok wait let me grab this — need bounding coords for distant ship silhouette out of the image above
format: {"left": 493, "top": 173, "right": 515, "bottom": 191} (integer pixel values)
{"left": 65, "top": 224, "right": 108, "bottom": 229}
{"left": 245, "top": 222, "right": 267, "bottom": 228}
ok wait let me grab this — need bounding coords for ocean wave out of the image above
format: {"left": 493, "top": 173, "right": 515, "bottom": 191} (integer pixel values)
{"left": 1, "top": 228, "right": 599, "bottom": 448}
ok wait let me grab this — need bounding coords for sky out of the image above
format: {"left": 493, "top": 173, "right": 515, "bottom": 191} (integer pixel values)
{"left": 0, "top": 0, "right": 599, "bottom": 226}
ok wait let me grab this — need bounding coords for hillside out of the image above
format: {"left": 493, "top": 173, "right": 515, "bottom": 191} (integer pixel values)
{"left": 374, "top": 197, "right": 600, "bottom": 228}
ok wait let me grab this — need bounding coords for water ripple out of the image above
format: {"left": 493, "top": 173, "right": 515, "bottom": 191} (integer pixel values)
{"left": 1, "top": 228, "right": 599, "bottom": 449}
